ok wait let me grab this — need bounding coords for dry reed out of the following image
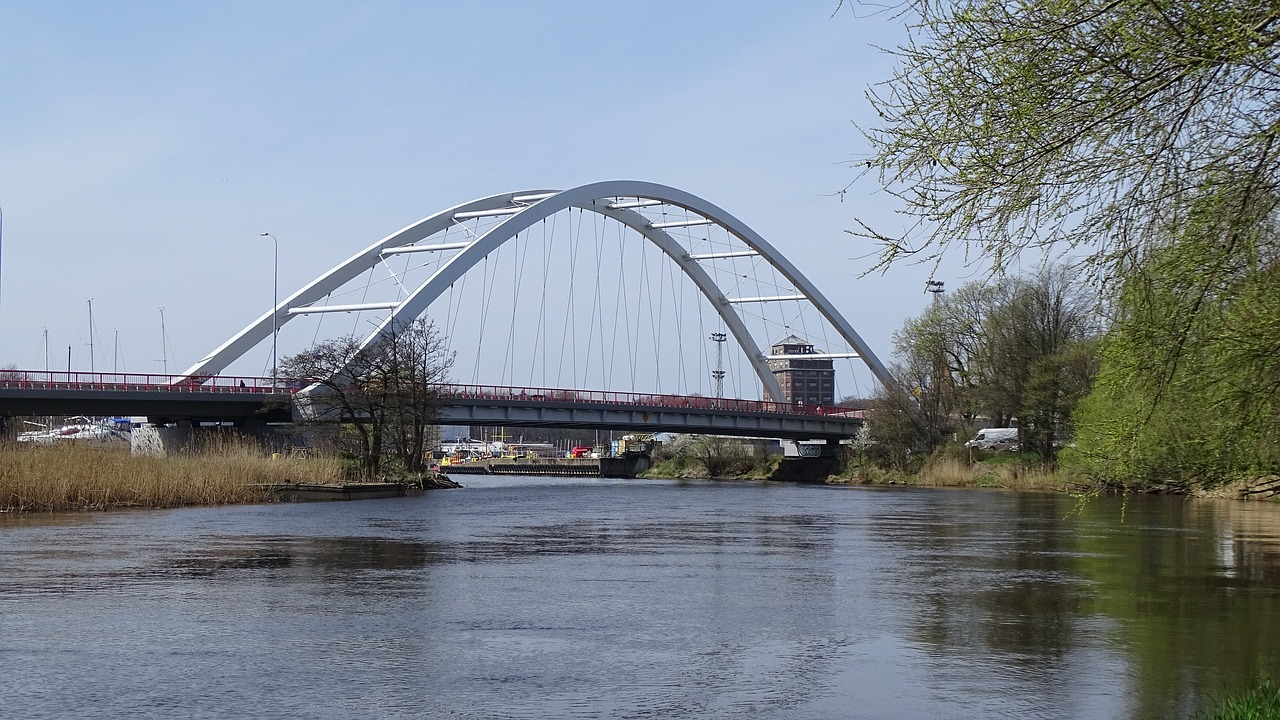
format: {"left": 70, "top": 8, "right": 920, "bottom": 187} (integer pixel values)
{"left": 833, "top": 454, "right": 1079, "bottom": 491}
{"left": 0, "top": 440, "right": 343, "bottom": 513}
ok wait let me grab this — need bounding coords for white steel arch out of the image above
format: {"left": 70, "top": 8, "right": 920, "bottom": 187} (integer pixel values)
{"left": 182, "top": 181, "right": 894, "bottom": 395}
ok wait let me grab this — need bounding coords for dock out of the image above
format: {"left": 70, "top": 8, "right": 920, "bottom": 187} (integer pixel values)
{"left": 262, "top": 475, "right": 459, "bottom": 501}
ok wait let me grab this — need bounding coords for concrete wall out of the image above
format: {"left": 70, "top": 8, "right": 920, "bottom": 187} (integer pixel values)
{"left": 130, "top": 425, "right": 320, "bottom": 457}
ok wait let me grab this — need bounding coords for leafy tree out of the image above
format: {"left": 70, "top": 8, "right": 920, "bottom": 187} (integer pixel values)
{"left": 282, "top": 319, "right": 454, "bottom": 477}
{"left": 854, "top": 0, "right": 1278, "bottom": 483}
{"left": 864, "top": 372, "right": 934, "bottom": 470}
{"left": 856, "top": 0, "right": 1280, "bottom": 281}
{"left": 1071, "top": 199, "right": 1280, "bottom": 488}
{"left": 687, "top": 435, "right": 758, "bottom": 478}
{"left": 887, "top": 322, "right": 962, "bottom": 451}
{"left": 978, "top": 268, "right": 1098, "bottom": 460}
{"left": 870, "top": 268, "right": 1098, "bottom": 465}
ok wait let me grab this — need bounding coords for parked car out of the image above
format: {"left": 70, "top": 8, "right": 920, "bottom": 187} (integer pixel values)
{"left": 965, "top": 427, "right": 1019, "bottom": 451}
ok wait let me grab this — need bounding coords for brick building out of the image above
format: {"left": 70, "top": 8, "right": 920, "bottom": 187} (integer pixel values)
{"left": 767, "top": 335, "right": 834, "bottom": 406}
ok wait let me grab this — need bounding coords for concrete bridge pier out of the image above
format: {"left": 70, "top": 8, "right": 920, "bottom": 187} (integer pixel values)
{"left": 130, "top": 424, "right": 310, "bottom": 457}
{"left": 781, "top": 439, "right": 837, "bottom": 457}
{"left": 770, "top": 439, "right": 842, "bottom": 482}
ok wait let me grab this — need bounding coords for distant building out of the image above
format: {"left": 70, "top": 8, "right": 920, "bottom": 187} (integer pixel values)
{"left": 767, "top": 335, "right": 834, "bottom": 406}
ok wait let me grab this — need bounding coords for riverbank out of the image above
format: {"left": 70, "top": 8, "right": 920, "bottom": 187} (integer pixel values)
{"left": 648, "top": 449, "right": 1280, "bottom": 502}
{"left": 263, "top": 473, "right": 460, "bottom": 501}
{"left": 642, "top": 454, "right": 779, "bottom": 481}
{"left": 828, "top": 455, "right": 1083, "bottom": 493}
{"left": 0, "top": 442, "right": 343, "bottom": 513}
{"left": 830, "top": 454, "right": 1280, "bottom": 502}
{"left": 641, "top": 451, "right": 1073, "bottom": 489}
{"left": 1204, "top": 677, "right": 1280, "bottom": 719}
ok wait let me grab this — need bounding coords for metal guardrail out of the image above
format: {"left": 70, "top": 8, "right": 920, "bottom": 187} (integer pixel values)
{"left": 0, "top": 370, "right": 286, "bottom": 393}
{"left": 436, "top": 383, "right": 861, "bottom": 418}
{"left": 0, "top": 370, "right": 862, "bottom": 419}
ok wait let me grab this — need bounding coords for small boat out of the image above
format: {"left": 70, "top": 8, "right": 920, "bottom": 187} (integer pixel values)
{"left": 16, "top": 416, "right": 132, "bottom": 448}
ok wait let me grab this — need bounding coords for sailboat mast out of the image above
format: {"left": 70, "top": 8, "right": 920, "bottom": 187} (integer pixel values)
{"left": 87, "top": 298, "right": 95, "bottom": 373}
{"left": 158, "top": 307, "right": 168, "bottom": 374}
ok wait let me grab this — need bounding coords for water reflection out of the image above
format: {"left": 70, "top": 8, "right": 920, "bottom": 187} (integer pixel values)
{"left": 1, "top": 481, "right": 1279, "bottom": 719}
{"left": 1077, "top": 497, "right": 1280, "bottom": 719}
{"left": 865, "top": 490, "right": 1280, "bottom": 720}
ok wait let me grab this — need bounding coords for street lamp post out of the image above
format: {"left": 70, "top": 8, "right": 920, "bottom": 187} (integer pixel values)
{"left": 260, "top": 232, "right": 278, "bottom": 382}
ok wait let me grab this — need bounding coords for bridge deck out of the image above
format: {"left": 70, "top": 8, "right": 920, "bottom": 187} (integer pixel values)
{"left": 0, "top": 371, "right": 862, "bottom": 438}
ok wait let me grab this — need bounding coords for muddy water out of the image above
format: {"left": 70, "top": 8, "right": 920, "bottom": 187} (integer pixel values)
{"left": 2, "top": 477, "right": 1279, "bottom": 719}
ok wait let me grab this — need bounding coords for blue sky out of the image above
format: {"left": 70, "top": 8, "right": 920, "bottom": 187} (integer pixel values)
{"left": 0, "top": 1, "right": 964, "bottom": 395}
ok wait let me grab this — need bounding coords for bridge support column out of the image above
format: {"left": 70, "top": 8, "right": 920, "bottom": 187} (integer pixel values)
{"left": 781, "top": 439, "right": 835, "bottom": 457}
{"left": 770, "top": 440, "right": 840, "bottom": 482}
{"left": 130, "top": 424, "right": 312, "bottom": 457}
{"left": 132, "top": 426, "right": 195, "bottom": 456}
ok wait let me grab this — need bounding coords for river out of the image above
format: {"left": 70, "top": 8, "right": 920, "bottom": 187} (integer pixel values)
{"left": 2, "top": 477, "right": 1279, "bottom": 719}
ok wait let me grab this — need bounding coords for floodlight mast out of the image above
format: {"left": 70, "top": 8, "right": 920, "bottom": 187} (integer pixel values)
{"left": 710, "top": 332, "right": 727, "bottom": 399}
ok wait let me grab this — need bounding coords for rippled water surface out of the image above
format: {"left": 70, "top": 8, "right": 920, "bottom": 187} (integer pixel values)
{"left": 3, "top": 477, "right": 1280, "bottom": 719}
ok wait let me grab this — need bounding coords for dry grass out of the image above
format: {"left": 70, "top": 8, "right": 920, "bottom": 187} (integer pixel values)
{"left": 831, "top": 454, "right": 1083, "bottom": 492}
{"left": 0, "top": 440, "right": 344, "bottom": 513}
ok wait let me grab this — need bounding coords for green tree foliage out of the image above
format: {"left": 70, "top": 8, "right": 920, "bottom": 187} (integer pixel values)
{"left": 857, "top": 0, "right": 1280, "bottom": 278}
{"left": 869, "top": 269, "right": 1098, "bottom": 464}
{"left": 857, "top": 0, "right": 1280, "bottom": 486}
{"left": 281, "top": 319, "right": 454, "bottom": 478}
{"left": 981, "top": 269, "right": 1098, "bottom": 459}
{"left": 1071, "top": 199, "right": 1280, "bottom": 489}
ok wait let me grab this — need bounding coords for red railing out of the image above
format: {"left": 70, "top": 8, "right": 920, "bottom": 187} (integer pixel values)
{"left": 433, "top": 383, "right": 859, "bottom": 418}
{"left": 0, "top": 370, "right": 863, "bottom": 419}
{"left": 0, "top": 370, "right": 287, "bottom": 393}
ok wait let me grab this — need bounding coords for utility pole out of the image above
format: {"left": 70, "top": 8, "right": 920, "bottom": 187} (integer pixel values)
{"left": 710, "top": 331, "right": 727, "bottom": 400}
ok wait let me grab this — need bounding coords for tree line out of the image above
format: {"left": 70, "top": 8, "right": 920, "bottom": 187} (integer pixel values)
{"left": 865, "top": 267, "right": 1098, "bottom": 469}
{"left": 854, "top": 0, "right": 1280, "bottom": 490}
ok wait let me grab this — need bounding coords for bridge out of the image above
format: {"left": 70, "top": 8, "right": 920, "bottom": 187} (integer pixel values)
{"left": 0, "top": 371, "right": 862, "bottom": 440}
{"left": 1, "top": 181, "right": 890, "bottom": 442}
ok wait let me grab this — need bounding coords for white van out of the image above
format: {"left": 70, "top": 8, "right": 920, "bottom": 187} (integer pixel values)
{"left": 965, "top": 427, "right": 1019, "bottom": 451}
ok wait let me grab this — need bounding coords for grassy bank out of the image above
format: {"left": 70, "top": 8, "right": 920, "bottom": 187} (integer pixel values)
{"left": 832, "top": 449, "right": 1280, "bottom": 501}
{"left": 1202, "top": 677, "right": 1280, "bottom": 719}
{"left": 642, "top": 449, "right": 1076, "bottom": 489}
{"left": 642, "top": 454, "right": 780, "bottom": 480}
{"left": 0, "top": 442, "right": 344, "bottom": 513}
{"left": 829, "top": 453, "right": 1087, "bottom": 493}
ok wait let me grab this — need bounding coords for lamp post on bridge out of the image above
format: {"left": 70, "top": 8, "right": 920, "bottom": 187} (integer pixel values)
{"left": 260, "top": 232, "right": 278, "bottom": 383}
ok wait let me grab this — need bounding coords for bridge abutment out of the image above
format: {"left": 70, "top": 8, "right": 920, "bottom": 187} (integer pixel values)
{"left": 130, "top": 424, "right": 311, "bottom": 457}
